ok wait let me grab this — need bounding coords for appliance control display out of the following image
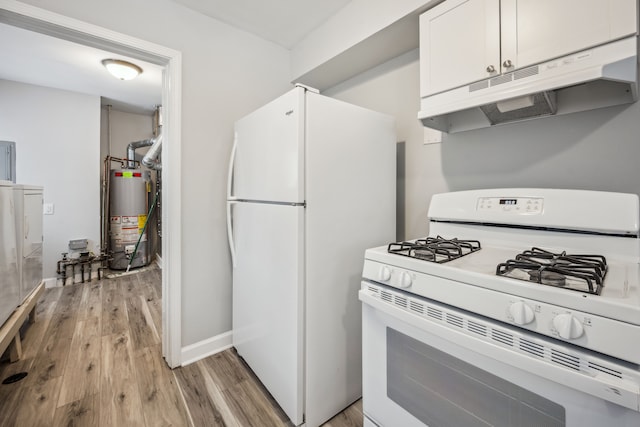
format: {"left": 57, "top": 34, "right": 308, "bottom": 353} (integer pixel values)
{"left": 477, "top": 197, "right": 543, "bottom": 214}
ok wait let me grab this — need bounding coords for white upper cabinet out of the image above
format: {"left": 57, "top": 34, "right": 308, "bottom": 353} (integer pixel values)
{"left": 420, "top": 0, "right": 638, "bottom": 97}
{"left": 420, "top": 0, "right": 500, "bottom": 97}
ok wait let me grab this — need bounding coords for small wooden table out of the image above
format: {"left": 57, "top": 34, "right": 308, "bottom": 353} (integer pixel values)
{"left": 0, "top": 282, "right": 45, "bottom": 362}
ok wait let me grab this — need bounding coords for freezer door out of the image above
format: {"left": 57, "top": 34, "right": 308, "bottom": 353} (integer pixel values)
{"left": 232, "top": 87, "right": 304, "bottom": 203}
{"left": 0, "top": 186, "right": 19, "bottom": 326}
{"left": 231, "top": 201, "right": 304, "bottom": 425}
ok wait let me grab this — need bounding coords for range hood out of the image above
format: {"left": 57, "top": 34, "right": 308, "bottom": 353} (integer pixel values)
{"left": 418, "top": 37, "right": 638, "bottom": 133}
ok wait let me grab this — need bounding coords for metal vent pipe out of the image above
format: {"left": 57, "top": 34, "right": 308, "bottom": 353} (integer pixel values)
{"left": 142, "top": 133, "right": 162, "bottom": 171}
{"left": 127, "top": 138, "right": 154, "bottom": 169}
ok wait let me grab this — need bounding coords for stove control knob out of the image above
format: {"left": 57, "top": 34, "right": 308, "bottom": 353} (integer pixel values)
{"left": 398, "top": 271, "right": 412, "bottom": 288}
{"left": 379, "top": 266, "right": 391, "bottom": 282}
{"left": 553, "top": 313, "right": 584, "bottom": 340}
{"left": 509, "top": 301, "right": 535, "bottom": 325}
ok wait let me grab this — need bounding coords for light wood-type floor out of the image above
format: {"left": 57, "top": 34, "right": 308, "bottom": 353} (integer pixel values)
{"left": 0, "top": 265, "right": 363, "bottom": 427}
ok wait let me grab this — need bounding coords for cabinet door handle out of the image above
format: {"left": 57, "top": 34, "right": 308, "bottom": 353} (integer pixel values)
{"left": 503, "top": 59, "right": 513, "bottom": 68}
{"left": 486, "top": 65, "right": 496, "bottom": 73}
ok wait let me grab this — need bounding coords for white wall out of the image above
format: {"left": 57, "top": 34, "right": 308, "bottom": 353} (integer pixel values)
{"left": 101, "top": 108, "right": 154, "bottom": 161}
{"left": 292, "top": 0, "right": 439, "bottom": 80}
{"left": 325, "top": 50, "right": 640, "bottom": 240}
{"left": 15, "top": 0, "right": 293, "bottom": 347}
{"left": 324, "top": 49, "right": 447, "bottom": 239}
{"left": 0, "top": 79, "right": 101, "bottom": 279}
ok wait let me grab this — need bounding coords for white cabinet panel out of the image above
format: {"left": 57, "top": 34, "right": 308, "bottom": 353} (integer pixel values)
{"left": 21, "top": 190, "right": 43, "bottom": 299}
{"left": 502, "top": 0, "right": 638, "bottom": 70}
{"left": 23, "top": 192, "right": 43, "bottom": 257}
{"left": 420, "top": 0, "right": 500, "bottom": 96}
{"left": 420, "top": 0, "right": 637, "bottom": 96}
{"left": 0, "top": 185, "right": 19, "bottom": 326}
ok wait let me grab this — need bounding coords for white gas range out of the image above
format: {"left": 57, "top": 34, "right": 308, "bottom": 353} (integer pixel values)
{"left": 360, "top": 189, "right": 640, "bottom": 427}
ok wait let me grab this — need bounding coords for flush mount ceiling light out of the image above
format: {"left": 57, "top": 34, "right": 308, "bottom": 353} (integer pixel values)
{"left": 101, "top": 59, "right": 143, "bottom": 80}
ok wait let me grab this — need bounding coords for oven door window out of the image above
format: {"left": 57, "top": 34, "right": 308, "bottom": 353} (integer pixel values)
{"left": 387, "top": 327, "right": 565, "bottom": 427}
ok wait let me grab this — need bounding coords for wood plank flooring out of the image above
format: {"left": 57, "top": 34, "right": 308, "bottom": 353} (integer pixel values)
{"left": 0, "top": 265, "right": 363, "bottom": 427}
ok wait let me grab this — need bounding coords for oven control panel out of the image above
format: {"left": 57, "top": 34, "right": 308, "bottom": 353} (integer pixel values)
{"left": 477, "top": 197, "right": 543, "bottom": 214}
{"left": 376, "top": 264, "right": 414, "bottom": 289}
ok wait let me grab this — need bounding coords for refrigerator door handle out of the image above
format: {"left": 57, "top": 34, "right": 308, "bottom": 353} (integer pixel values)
{"left": 227, "top": 201, "right": 237, "bottom": 268}
{"left": 227, "top": 132, "right": 238, "bottom": 200}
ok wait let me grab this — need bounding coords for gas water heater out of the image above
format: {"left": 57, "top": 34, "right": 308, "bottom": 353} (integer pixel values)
{"left": 109, "top": 169, "right": 151, "bottom": 270}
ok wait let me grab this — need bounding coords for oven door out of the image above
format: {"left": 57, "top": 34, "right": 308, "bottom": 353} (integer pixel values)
{"left": 360, "top": 282, "right": 640, "bottom": 427}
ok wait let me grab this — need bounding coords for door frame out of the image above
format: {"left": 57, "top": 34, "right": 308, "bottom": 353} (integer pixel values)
{"left": 0, "top": 0, "right": 183, "bottom": 367}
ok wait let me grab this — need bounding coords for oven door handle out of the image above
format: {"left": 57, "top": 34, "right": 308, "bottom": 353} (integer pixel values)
{"left": 359, "top": 287, "right": 640, "bottom": 412}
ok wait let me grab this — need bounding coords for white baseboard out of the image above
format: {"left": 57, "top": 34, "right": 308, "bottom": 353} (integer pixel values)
{"left": 181, "top": 330, "right": 233, "bottom": 366}
{"left": 43, "top": 277, "right": 59, "bottom": 288}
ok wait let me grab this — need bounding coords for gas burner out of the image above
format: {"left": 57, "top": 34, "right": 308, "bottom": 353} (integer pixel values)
{"left": 388, "top": 236, "right": 481, "bottom": 263}
{"left": 496, "top": 247, "right": 607, "bottom": 295}
{"left": 528, "top": 270, "right": 567, "bottom": 287}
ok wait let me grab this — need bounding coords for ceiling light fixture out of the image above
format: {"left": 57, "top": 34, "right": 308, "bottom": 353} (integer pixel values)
{"left": 101, "top": 59, "right": 143, "bottom": 80}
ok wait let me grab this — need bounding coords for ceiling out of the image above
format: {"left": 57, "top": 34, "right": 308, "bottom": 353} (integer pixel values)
{"left": 172, "top": 0, "right": 352, "bottom": 49}
{"left": 0, "top": 1, "right": 352, "bottom": 114}
{"left": 0, "top": 23, "right": 163, "bottom": 114}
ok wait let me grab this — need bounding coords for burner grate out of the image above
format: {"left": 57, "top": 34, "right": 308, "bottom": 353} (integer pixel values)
{"left": 388, "top": 236, "right": 481, "bottom": 263}
{"left": 496, "top": 247, "right": 607, "bottom": 295}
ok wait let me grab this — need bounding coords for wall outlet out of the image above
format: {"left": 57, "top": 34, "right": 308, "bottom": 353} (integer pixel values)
{"left": 43, "top": 203, "right": 54, "bottom": 215}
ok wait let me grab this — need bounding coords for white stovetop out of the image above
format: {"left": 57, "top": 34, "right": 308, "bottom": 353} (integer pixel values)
{"left": 368, "top": 188, "right": 640, "bottom": 326}
{"left": 365, "top": 233, "right": 640, "bottom": 326}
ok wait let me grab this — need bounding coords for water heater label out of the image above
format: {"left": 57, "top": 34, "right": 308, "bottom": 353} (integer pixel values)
{"left": 138, "top": 214, "right": 147, "bottom": 230}
{"left": 122, "top": 216, "right": 138, "bottom": 226}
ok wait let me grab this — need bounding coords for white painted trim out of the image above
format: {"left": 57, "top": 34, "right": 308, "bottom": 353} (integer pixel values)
{"left": 0, "top": 0, "right": 182, "bottom": 367}
{"left": 162, "top": 53, "right": 183, "bottom": 368}
{"left": 0, "top": 0, "right": 178, "bottom": 61}
{"left": 180, "top": 331, "right": 233, "bottom": 367}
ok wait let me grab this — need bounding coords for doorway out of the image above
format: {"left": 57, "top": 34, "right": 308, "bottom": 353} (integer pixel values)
{"left": 0, "top": 1, "right": 183, "bottom": 367}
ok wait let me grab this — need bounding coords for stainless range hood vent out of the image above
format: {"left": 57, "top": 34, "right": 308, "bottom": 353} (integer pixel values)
{"left": 480, "top": 91, "right": 557, "bottom": 125}
{"left": 419, "top": 37, "right": 638, "bottom": 133}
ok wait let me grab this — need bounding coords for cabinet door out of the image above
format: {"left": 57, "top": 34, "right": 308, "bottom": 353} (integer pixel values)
{"left": 0, "top": 187, "right": 19, "bottom": 326}
{"left": 22, "top": 192, "right": 43, "bottom": 299}
{"left": 420, "top": 0, "right": 500, "bottom": 97}
{"left": 23, "top": 192, "right": 43, "bottom": 257}
{"left": 501, "top": 0, "right": 637, "bottom": 71}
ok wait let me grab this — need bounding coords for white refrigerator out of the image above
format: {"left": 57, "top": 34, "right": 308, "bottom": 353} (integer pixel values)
{"left": 227, "top": 86, "right": 396, "bottom": 427}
